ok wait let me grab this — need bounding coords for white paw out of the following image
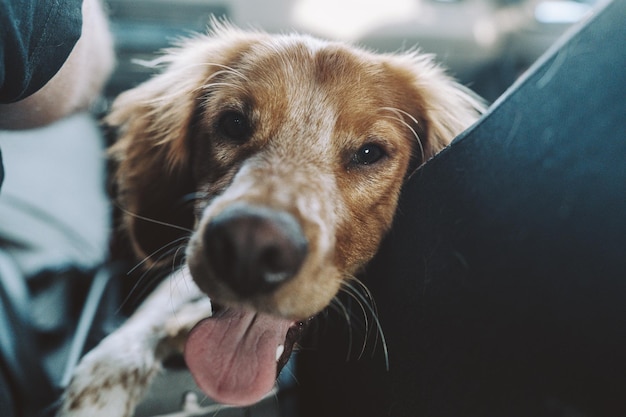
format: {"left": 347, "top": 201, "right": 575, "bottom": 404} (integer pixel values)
{"left": 58, "top": 334, "right": 159, "bottom": 417}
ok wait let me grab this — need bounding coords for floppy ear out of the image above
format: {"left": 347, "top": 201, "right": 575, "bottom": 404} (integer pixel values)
{"left": 107, "top": 25, "right": 259, "bottom": 264}
{"left": 390, "top": 52, "right": 486, "bottom": 161}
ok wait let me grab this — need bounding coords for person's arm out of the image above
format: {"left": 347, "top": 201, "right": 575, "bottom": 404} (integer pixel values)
{"left": 0, "top": 0, "right": 114, "bottom": 130}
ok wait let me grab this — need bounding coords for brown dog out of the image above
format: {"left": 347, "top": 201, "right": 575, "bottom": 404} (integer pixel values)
{"left": 60, "top": 22, "right": 483, "bottom": 417}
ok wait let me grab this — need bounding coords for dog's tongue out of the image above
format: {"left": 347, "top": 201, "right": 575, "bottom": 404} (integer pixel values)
{"left": 184, "top": 308, "right": 292, "bottom": 406}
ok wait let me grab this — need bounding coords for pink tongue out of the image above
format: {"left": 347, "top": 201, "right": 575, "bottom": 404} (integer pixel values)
{"left": 184, "top": 308, "right": 293, "bottom": 406}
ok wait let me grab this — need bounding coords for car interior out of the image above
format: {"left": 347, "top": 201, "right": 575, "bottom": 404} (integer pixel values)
{"left": 0, "top": 0, "right": 617, "bottom": 416}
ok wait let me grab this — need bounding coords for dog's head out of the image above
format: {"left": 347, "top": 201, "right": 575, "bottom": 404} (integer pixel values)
{"left": 109, "top": 23, "right": 482, "bottom": 406}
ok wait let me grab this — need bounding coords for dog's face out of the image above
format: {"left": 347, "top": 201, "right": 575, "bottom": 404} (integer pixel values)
{"left": 108, "top": 24, "right": 482, "bottom": 406}
{"left": 185, "top": 38, "right": 438, "bottom": 320}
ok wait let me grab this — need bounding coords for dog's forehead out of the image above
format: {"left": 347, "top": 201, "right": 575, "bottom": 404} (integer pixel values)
{"left": 224, "top": 36, "right": 414, "bottom": 143}
{"left": 238, "top": 36, "right": 388, "bottom": 97}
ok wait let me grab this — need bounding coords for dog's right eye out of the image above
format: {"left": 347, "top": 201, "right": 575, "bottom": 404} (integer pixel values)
{"left": 218, "top": 111, "right": 252, "bottom": 143}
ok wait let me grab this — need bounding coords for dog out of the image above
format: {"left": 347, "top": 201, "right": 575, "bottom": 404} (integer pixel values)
{"left": 58, "top": 22, "right": 483, "bottom": 417}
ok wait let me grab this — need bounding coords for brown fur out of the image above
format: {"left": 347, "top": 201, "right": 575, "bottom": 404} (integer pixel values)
{"left": 108, "top": 23, "right": 483, "bottom": 320}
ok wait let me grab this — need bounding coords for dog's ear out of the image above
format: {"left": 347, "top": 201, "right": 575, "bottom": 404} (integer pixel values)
{"left": 107, "top": 25, "right": 258, "bottom": 264}
{"left": 388, "top": 52, "right": 486, "bottom": 161}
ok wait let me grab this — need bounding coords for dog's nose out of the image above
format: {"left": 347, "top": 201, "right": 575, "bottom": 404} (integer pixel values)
{"left": 203, "top": 204, "right": 308, "bottom": 297}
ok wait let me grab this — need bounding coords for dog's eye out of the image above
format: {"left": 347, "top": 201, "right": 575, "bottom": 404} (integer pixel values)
{"left": 351, "top": 143, "right": 386, "bottom": 166}
{"left": 218, "top": 111, "right": 252, "bottom": 142}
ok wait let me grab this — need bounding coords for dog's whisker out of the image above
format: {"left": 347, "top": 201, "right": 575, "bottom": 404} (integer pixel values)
{"left": 117, "top": 241, "right": 189, "bottom": 313}
{"left": 345, "top": 275, "right": 377, "bottom": 303}
{"left": 169, "top": 267, "right": 192, "bottom": 295}
{"left": 127, "top": 236, "right": 190, "bottom": 275}
{"left": 171, "top": 245, "right": 188, "bottom": 275}
{"left": 139, "top": 76, "right": 241, "bottom": 105}
{"left": 195, "top": 65, "right": 251, "bottom": 95}
{"left": 115, "top": 268, "right": 161, "bottom": 315}
{"left": 144, "top": 241, "right": 189, "bottom": 271}
{"left": 346, "top": 277, "right": 384, "bottom": 356}
{"left": 328, "top": 297, "right": 355, "bottom": 362}
{"left": 379, "top": 106, "right": 425, "bottom": 162}
{"left": 340, "top": 277, "right": 389, "bottom": 370}
{"left": 333, "top": 280, "right": 375, "bottom": 363}
{"left": 337, "top": 282, "right": 371, "bottom": 361}
{"left": 328, "top": 298, "right": 351, "bottom": 326}
{"left": 198, "top": 62, "right": 249, "bottom": 81}
{"left": 380, "top": 113, "right": 425, "bottom": 164}
{"left": 379, "top": 106, "right": 421, "bottom": 128}
{"left": 202, "top": 69, "right": 245, "bottom": 85}
{"left": 115, "top": 203, "right": 194, "bottom": 234}
{"left": 142, "top": 87, "right": 197, "bottom": 105}
{"left": 196, "top": 82, "right": 248, "bottom": 94}
{"left": 132, "top": 59, "right": 244, "bottom": 75}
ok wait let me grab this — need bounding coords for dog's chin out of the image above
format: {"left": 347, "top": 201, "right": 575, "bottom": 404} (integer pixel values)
{"left": 183, "top": 303, "right": 310, "bottom": 407}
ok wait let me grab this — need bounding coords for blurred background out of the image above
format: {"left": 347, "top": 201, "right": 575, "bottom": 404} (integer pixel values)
{"left": 0, "top": 0, "right": 601, "bottom": 416}
{"left": 104, "top": 0, "right": 597, "bottom": 104}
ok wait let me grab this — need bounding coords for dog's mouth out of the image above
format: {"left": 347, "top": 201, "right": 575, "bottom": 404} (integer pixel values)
{"left": 184, "top": 306, "right": 308, "bottom": 406}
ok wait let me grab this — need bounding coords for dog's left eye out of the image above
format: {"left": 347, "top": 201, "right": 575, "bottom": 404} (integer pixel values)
{"left": 218, "top": 111, "right": 252, "bottom": 142}
{"left": 351, "top": 143, "right": 386, "bottom": 166}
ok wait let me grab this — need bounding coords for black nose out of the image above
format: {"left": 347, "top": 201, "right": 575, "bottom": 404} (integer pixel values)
{"left": 203, "top": 204, "right": 308, "bottom": 297}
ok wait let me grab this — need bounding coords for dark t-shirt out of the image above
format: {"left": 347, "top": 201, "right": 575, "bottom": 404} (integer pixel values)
{"left": 0, "top": 0, "right": 83, "bottom": 103}
{"left": 0, "top": 0, "right": 83, "bottom": 189}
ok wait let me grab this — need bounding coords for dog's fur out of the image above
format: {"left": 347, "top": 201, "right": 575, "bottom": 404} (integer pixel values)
{"left": 59, "top": 23, "right": 483, "bottom": 417}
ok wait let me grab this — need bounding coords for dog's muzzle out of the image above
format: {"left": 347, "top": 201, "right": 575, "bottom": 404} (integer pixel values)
{"left": 185, "top": 204, "right": 311, "bottom": 406}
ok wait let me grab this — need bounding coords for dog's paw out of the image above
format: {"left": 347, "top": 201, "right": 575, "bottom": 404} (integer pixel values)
{"left": 57, "top": 334, "right": 159, "bottom": 417}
